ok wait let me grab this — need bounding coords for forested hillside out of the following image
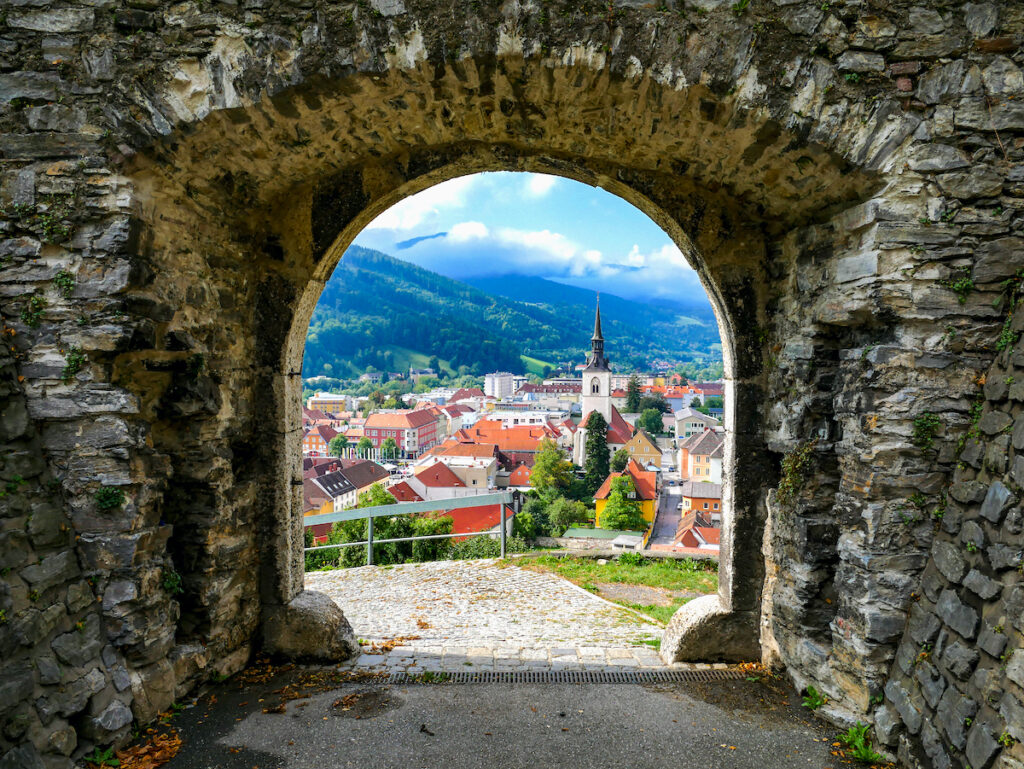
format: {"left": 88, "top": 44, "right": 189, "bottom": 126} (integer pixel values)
{"left": 302, "top": 246, "right": 721, "bottom": 379}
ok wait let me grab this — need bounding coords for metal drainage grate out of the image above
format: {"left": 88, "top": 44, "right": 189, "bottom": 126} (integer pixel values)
{"left": 387, "top": 669, "right": 745, "bottom": 685}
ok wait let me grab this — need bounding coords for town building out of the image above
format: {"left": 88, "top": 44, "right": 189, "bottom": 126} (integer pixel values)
{"left": 672, "top": 407, "right": 721, "bottom": 440}
{"left": 677, "top": 428, "right": 724, "bottom": 483}
{"left": 363, "top": 409, "right": 439, "bottom": 455}
{"left": 301, "top": 424, "right": 339, "bottom": 455}
{"left": 484, "top": 371, "right": 515, "bottom": 398}
{"left": 593, "top": 458, "right": 658, "bottom": 529}
{"left": 678, "top": 481, "right": 722, "bottom": 524}
{"left": 623, "top": 430, "right": 662, "bottom": 469}
{"left": 306, "top": 392, "right": 352, "bottom": 413}
{"left": 571, "top": 301, "right": 636, "bottom": 465}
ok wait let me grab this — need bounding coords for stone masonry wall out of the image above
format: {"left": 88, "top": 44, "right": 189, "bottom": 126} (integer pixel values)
{"left": 0, "top": 0, "right": 1023, "bottom": 767}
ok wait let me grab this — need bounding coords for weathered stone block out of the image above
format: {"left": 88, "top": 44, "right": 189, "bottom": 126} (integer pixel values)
{"left": 915, "top": 660, "right": 947, "bottom": 709}
{"left": 986, "top": 544, "right": 1021, "bottom": 571}
{"left": 941, "top": 640, "right": 980, "bottom": 680}
{"left": 963, "top": 569, "right": 1001, "bottom": 600}
{"left": 936, "top": 589, "right": 978, "bottom": 639}
{"left": 8, "top": 9, "right": 95, "bottom": 32}
{"left": 0, "top": 665, "right": 35, "bottom": 717}
{"left": 21, "top": 551, "right": 79, "bottom": 595}
{"left": 974, "top": 238, "right": 1024, "bottom": 283}
{"left": 966, "top": 722, "right": 1000, "bottom": 769}
{"left": 964, "top": 3, "right": 998, "bottom": 37}
{"left": 939, "top": 168, "right": 1005, "bottom": 200}
{"left": 950, "top": 480, "right": 987, "bottom": 504}
{"left": 837, "top": 51, "right": 885, "bottom": 72}
{"left": 907, "top": 143, "right": 969, "bottom": 171}
{"left": 907, "top": 603, "right": 941, "bottom": 645}
{"left": 885, "top": 678, "right": 924, "bottom": 734}
{"left": 51, "top": 614, "right": 102, "bottom": 668}
{"left": 962, "top": 520, "right": 986, "bottom": 550}
{"left": 261, "top": 590, "right": 360, "bottom": 662}
{"left": 980, "top": 481, "right": 1014, "bottom": 524}
{"left": 1000, "top": 692, "right": 1024, "bottom": 742}
{"left": 978, "top": 627, "right": 1007, "bottom": 658}
{"left": 933, "top": 540, "right": 967, "bottom": 583}
{"left": 936, "top": 685, "right": 978, "bottom": 749}
{"left": 0, "top": 73, "right": 61, "bottom": 103}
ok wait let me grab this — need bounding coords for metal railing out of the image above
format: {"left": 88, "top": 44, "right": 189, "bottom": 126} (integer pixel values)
{"left": 303, "top": 490, "right": 522, "bottom": 565}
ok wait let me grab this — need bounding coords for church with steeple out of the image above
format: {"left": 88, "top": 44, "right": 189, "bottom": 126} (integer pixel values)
{"left": 572, "top": 300, "right": 635, "bottom": 465}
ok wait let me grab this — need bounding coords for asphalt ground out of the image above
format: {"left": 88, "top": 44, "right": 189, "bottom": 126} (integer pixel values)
{"left": 153, "top": 663, "right": 845, "bottom": 769}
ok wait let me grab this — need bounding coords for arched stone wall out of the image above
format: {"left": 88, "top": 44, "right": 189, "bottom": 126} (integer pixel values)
{"left": 1, "top": 1, "right": 1022, "bottom": 767}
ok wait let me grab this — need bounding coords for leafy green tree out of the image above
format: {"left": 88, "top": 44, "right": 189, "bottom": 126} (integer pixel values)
{"left": 705, "top": 395, "right": 724, "bottom": 409}
{"left": 512, "top": 510, "right": 537, "bottom": 539}
{"left": 547, "top": 497, "right": 590, "bottom": 535}
{"left": 356, "top": 436, "right": 373, "bottom": 456}
{"left": 638, "top": 408, "right": 664, "bottom": 435}
{"left": 638, "top": 393, "right": 671, "bottom": 414}
{"left": 626, "top": 375, "right": 642, "bottom": 413}
{"left": 521, "top": 496, "right": 551, "bottom": 536}
{"left": 530, "top": 439, "right": 573, "bottom": 498}
{"left": 328, "top": 435, "right": 349, "bottom": 456}
{"left": 427, "top": 355, "right": 441, "bottom": 373}
{"left": 600, "top": 475, "right": 646, "bottom": 531}
{"left": 583, "top": 411, "right": 609, "bottom": 494}
{"left": 381, "top": 437, "right": 398, "bottom": 459}
{"left": 610, "top": 447, "right": 630, "bottom": 473}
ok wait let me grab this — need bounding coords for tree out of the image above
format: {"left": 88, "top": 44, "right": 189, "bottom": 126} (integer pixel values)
{"left": 600, "top": 475, "right": 646, "bottom": 531}
{"left": 530, "top": 439, "right": 573, "bottom": 498}
{"left": 427, "top": 355, "right": 441, "bottom": 373}
{"left": 583, "top": 411, "right": 609, "bottom": 494}
{"left": 638, "top": 393, "right": 671, "bottom": 414}
{"left": 546, "top": 497, "right": 590, "bottom": 535}
{"left": 356, "top": 436, "right": 373, "bottom": 456}
{"left": 381, "top": 437, "right": 398, "bottom": 459}
{"left": 328, "top": 435, "right": 349, "bottom": 456}
{"left": 638, "top": 408, "right": 664, "bottom": 435}
{"left": 626, "top": 375, "right": 642, "bottom": 413}
{"left": 610, "top": 447, "right": 630, "bottom": 473}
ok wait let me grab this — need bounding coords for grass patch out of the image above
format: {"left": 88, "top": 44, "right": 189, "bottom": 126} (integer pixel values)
{"left": 520, "top": 555, "right": 717, "bottom": 626}
{"left": 521, "top": 354, "right": 555, "bottom": 376}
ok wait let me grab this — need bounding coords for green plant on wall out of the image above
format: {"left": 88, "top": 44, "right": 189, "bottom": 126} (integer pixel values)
{"left": 776, "top": 438, "right": 818, "bottom": 508}
{"left": 20, "top": 295, "right": 46, "bottom": 328}
{"left": 53, "top": 269, "right": 75, "bottom": 298}
{"left": 61, "top": 346, "right": 86, "bottom": 382}
{"left": 94, "top": 487, "right": 126, "bottom": 511}
{"left": 911, "top": 412, "right": 942, "bottom": 452}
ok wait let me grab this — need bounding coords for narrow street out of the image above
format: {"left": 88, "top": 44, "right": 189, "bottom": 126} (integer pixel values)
{"left": 648, "top": 479, "right": 682, "bottom": 549}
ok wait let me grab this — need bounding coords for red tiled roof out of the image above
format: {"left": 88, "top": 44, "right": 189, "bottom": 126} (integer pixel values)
{"left": 695, "top": 527, "right": 721, "bottom": 545}
{"left": 438, "top": 443, "right": 500, "bottom": 459}
{"left": 308, "top": 424, "right": 339, "bottom": 442}
{"left": 593, "top": 459, "right": 657, "bottom": 501}
{"left": 414, "top": 462, "right": 466, "bottom": 488}
{"left": 449, "top": 388, "right": 485, "bottom": 403}
{"left": 509, "top": 464, "right": 532, "bottom": 486}
{"left": 365, "top": 410, "right": 437, "bottom": 429}
{"left": 607, "top": 406, "right": 634, "bottom": 445}
{"left": 428, "top": 504, "right": 511, "bottom": 535}
{"left": 389, "top": 481, "right": 423, "bottom": 502}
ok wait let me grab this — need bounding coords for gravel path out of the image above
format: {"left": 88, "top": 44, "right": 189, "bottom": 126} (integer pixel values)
{"left": 306, "top": 559, "right": 672, "bottom": 671}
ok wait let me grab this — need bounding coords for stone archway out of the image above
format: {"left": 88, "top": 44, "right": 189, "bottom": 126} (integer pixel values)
{"left": 3, "top": 2, "right": 1020, "bottom": 767}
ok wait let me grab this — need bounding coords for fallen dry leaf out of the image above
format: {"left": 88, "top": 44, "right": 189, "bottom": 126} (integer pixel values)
{"left": 114, "top": 730, "right": 182, "bottom": 769}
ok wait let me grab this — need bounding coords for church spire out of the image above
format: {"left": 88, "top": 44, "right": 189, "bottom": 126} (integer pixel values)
{"left": 585, "top": 296, "right": 610, "bottom": 371}
{"left": 591, "top": 295, "right": 603, "bottom": 342}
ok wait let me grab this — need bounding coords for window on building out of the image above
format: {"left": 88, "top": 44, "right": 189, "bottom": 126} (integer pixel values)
{"left": 703, "top": 502, "right": 709, "bottom": 509}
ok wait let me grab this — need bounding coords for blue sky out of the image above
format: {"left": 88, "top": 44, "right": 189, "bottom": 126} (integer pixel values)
{"left": 353, "top": 172, "right": 705, "bottom": 304}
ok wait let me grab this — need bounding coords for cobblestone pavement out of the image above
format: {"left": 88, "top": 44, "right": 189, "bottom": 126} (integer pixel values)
{"left": 306, "top": 559, "right": 691, "bottom": 672}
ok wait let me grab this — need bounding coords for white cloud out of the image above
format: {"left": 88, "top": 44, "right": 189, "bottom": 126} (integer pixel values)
{"left": 363, "top": 175, "right": 478, "bottom": 231}
{"left": 523, "top": 174, "right": 558, "bottom": 198}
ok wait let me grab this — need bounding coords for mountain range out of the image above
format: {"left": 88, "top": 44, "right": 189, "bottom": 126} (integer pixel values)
{"left": 302, "top": 246, "right": 721, "bottom": 380}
